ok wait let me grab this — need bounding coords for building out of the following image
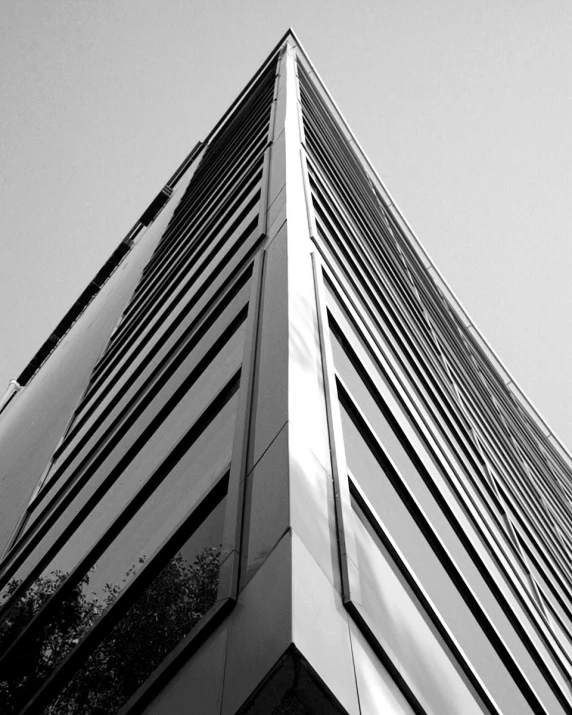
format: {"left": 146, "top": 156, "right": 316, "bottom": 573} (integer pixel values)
{"left": 1, "top": 29, "right": 572, "bottom": 715}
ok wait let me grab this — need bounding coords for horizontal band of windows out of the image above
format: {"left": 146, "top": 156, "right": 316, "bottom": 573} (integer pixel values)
{"left": 299, "top": 77, "right": 376, "bottom": 207}
{"left": 314, "top": 212, "right": 466, "bottom": 420}
{"left": 328, "top": 304, "right": 498, "bottom": 525}
{"left": 136, "top": 118, "right": 270, "bottom": 289}
{"left": 333, "top": 328, "right": 572, "bottom": 684}
{"left": 329, "top": 315, "right": 514, "bottom": 542}
{"left": 323, "top": 256, "right": 488, "bottom": 491}
{"left": 74, "top": 195, "right": 260, "bottom": 426}
{"left": 310, "top": 150, "right": 544, "bottom": 486}
{"left": 55, "top": 219, "right": 262, "bottom": 475}
{"left": 306, "top": 158, "right": 419, "bottom": 310}
{"left": 47, "top": 264, "right": 252, "bottom": 473}
{"left": 146, "top": 126, "right": 269, "bottom": 271}
{"left": 7, "top": 230, "right": 264, "bottom": 573}
{"left": 95, "top": 166, "right": 263, "bottom": 372}
{"left": 0, "top": 366, "right": 241, "bottom": 631}
{"left": 151, "top": 78, "right": 273, "bottom": 238}
{"left": 478, "top": 446, "right": 572, "bottom": 616}
{"left": 302, "top": 123, "right": 388, "bottom": 250}
{"left": 348, "top": 486, "right": 502, "bottom": 715}
{"left": 2, "top": 466, "right": 231, "bottom": 714}
{"left": 118, "top": 159, "right": 264, "bottom": 329}
{"left": 490, "top": 457, "right": 572, "bottom": 605}
{"left": 464, "top": 400, "right": 572, "bottom": 573}
{"left": 17, "top": 301, "right": 247, "bottom": 553}
{"left": 317, "top": 200, "right": 572, "bottom": 648}
{"left": 309, "top": 172, "right": 440, "bottom": 355}
{"left": 0, "top": 321, "right": 244, "bottom": 601}
{"left": 458, "top": 382, "right": 572, "bottom": 537}
{"left": 312, "top": 175, "right": 572, "bottom": 644}
{"left": 199, "top": 70, "right": 274, "bottom": 164}
{"left": 340, "top": 398, "right": 572, "bottom": 713}
{"left": 323, "top": 252, "right": 490, "bottom": 479}
{"left": 304, "top": 88, "right": 560, "bottom": 498}
{"left": 91, "top": 184, "right": 259, "bottom": 390}
{"left": 27, "top": 277, "right": 251, "bottom": 526}
{"left": 147, "top": 88, "right": 273, "bottom": 258}
{"left": 323, "top": 264, "right": 572, "bottom": 645}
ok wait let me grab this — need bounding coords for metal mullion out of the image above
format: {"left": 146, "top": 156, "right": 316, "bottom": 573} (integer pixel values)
{"left": 217, "top": 252, "right": 265, "bottom": 600}
{"left": 311, "top": 254, "right": 359, "bottom": 605}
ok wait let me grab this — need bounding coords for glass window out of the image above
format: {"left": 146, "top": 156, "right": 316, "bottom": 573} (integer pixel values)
{"left": 0, "top": 387, "right": 238, "bottom": 654}
{"left": 27, "top": 281, "right": 249, "bottom": 522}
{"left": 0, "top": 319, "right": 245, "bottom": 602}
{"left": 1, "top": 496, "right": 226, "bottom": 715}
{"left": 351, "top": 496, "right": 488, "bottom": 715}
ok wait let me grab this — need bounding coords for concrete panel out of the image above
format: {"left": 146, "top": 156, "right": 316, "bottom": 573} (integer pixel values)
{"left": 292, "top": 533, "right": 360, "bottom": 715}
{"left": 142, "top": 621, "right": 229, "bottom": 715}
{"left": 285, "top": 242, "right": 330, "bottom": 473}
{"left": 289, "top": 422, "right": 338, "bottom": 588}
{"left": 242, "top": 423, "right": 290, "bottom": 587}
{"left": 267, "top": 132, "right": 286, "bottom": 208}
{"left": 267, "top": 187, "right": 287, "bottom": 240}
{"left": 349, "top": 620, "right": 415, "bottom": 715}
{"left": 250, "top": 225, "right": 289, "bottom": 468}
{"left": 222, "top": 531, "right": 293, "bottom": 715}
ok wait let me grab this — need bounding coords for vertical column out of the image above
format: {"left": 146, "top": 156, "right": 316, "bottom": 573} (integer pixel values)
{"left": 223, "top": 38, "right": 360, "bottom": 714}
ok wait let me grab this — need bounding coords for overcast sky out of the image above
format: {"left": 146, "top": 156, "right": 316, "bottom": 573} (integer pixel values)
{"left": 1, "top": 0, "right": 571, "bottom": 451}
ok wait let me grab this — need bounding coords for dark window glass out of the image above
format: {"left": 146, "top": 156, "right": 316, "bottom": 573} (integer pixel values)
{"left": 0, "top": 387, "right": 238, "bottom": 663}
{"left": 350, "top": 494, "right": 487, "bottom": 715}
{"left": 0, "top": 320, "right": 245, "bottom": 605}
{"left": 1, "top": 497, "right": 226, "bottom": 715}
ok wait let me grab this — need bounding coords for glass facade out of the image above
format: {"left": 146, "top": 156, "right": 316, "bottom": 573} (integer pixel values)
{"left": 0, "top": 31, "right": 570, "bottom": 715}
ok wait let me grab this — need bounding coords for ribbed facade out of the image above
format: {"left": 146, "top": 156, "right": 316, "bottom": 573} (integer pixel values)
{"left": 0, "top": 31, "right": 571, "bottom": 715}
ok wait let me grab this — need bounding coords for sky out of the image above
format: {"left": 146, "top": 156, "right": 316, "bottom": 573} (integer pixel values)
{"left": 1, "top": 0, "right": 571, "bottom": 451}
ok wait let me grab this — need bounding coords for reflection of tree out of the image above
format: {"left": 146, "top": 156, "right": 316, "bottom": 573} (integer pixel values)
{"left": 0, "top": 547, "right": 220, "bottom": 715}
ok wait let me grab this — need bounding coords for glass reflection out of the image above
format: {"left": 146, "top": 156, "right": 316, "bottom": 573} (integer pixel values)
{"left": 0, "top": 384, "right": 238, "bottom": 711}
{"left": 0, "top": 499, "right": 225, "bottom": 715}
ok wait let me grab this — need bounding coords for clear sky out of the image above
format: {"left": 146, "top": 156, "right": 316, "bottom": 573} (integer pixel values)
{"left": 1, "top": 0, "right": 571, "bottom": 450}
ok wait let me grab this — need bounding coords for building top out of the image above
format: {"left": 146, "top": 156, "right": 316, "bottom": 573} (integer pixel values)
{"left": 4, "top": 28, "right": 571, "bottom": 477}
